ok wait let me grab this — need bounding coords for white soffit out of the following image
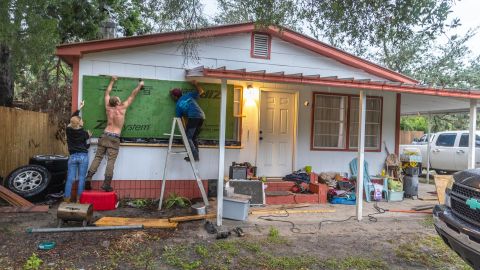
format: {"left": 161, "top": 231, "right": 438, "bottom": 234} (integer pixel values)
{"left": 401, "top": 93, "right": 471, "bottom": 115}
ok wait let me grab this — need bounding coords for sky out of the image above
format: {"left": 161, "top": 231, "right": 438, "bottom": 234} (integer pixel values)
{"left": 201, "top": 0, "right": 480, "bottom": 56}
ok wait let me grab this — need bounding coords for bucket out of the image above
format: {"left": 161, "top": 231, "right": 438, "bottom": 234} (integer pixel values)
{"left": 191, "top": 203, "right": 206, "bottom": 215}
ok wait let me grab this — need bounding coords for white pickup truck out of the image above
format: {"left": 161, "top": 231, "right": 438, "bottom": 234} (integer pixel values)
{"left": 399, "top": 130, "right": 480, "bottom": 173}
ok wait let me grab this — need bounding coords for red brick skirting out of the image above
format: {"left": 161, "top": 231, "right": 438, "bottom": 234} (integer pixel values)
{"left": 72, "top": 180, "right": 208, "bottom": 200}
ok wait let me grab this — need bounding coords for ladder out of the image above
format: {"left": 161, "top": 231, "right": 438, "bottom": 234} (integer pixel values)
{"left": 158, "top": 117, "right": 209, "bottom": 210}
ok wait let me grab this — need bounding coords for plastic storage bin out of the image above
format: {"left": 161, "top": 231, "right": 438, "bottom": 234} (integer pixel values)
{"left": 388, "top": 191, "right": 404, "bottom": 202}
{"left": 80, "top": 191, "right": 117, "bottom": 211}
{"left": 222, "top": 195, "right": 250, "bottom": 221}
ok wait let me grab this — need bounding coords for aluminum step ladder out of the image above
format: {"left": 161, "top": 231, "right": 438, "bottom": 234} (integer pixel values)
{"left": 158, "top": 117, "right": 209, "bottom": 210}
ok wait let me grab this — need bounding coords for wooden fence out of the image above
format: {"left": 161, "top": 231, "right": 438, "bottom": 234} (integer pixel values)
{"left": 0, "top": 107, "right": 67, "bottom": 180}
{"left": 400, "top": 130, "right": 424, "bottom": 145}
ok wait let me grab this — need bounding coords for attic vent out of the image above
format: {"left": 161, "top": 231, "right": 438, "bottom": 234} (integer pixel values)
{"left": 251, "top": 33, "right": 270, "bottom": 59}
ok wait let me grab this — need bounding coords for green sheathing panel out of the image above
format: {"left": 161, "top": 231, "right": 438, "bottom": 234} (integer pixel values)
{"left": 82, "top": 76, "right": 235, "bottom": 140}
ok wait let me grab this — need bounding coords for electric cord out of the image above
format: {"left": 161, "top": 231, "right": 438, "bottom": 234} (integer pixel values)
{"left": 257, "top": 202, "right": 388, "bottom": 234}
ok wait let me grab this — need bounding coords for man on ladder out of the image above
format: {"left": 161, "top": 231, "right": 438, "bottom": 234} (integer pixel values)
{"left": 170, "top": 80, "right": 205, "bottom": 162}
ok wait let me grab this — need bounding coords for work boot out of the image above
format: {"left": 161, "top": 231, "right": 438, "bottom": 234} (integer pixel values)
{"left": 85, "top": 171, "right": 94, "bottom": 183}
{"left": 101, "top": 176, "right": 113, "bottom": 192}
{"left": 84, "top": 181, "right": 92, "bottom": 191}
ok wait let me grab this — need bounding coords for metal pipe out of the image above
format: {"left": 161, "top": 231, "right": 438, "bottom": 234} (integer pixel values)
{"left": 26, "top": 225, "right": 143, "bottom": 233}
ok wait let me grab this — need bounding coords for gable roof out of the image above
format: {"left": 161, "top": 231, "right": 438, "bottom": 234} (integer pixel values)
{"left": 56, "top": 22, "right": 417, "bottom": 84}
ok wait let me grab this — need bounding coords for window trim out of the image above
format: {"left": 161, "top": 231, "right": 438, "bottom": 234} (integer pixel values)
{"left": 250, "top": 32, "right": 271, "bottom": 59}
{"left": 310, "top": 92, "right": 383, "bottom": 152}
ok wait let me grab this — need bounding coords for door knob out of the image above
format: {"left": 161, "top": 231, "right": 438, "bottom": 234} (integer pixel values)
{"left": 457, "top": 150, "right": 465, "bottom": 154}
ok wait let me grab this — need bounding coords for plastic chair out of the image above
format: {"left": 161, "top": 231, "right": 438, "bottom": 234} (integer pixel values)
{"left": 349, "top": 158, "right": 387, "bottom": 202}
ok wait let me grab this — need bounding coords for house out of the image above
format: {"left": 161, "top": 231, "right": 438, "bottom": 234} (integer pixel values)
{"left": 56, "top": 22, "right": 480, "bottom": 223}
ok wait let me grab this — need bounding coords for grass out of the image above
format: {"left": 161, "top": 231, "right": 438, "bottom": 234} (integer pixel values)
{"left": 395, "top": 235, "right": 472, "bottom": 269}
{"left": 322, "top": 256, "right": 387, "bottom": 270}
{"left": 421, "top": 215, "right": 434, "bottom": 228}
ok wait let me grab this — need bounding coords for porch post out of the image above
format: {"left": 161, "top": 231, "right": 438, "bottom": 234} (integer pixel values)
{"left": 356, "top": 90, "right": 366, "bottom": 221}
{"left": 426, "top": 114, "right": 432, "bottom": 184}
{"left": 216, "top": 79, "right": 227, "bottom": 226}
{"left": 468, "top": 99, "right": 477, "bottom": 169}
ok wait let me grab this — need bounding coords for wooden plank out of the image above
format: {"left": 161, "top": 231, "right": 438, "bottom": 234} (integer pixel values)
{"left": 250, "top": 208, "right": 336, "bottom": 215}
{"left": 94, "top": 217, "right": 178, "bottom": 229}
{"left": 168, "top": 213, "right": 216, "bottom": 222}
{"left": 0, "top": 186, "right": 33, "bottom": 207}
{"left": 0, "top": 205, "right": 49, "bottom": 213}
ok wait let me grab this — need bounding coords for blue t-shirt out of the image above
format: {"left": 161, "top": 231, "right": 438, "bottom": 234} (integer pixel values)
{"left": 175, "top": 92, "right": 205, "bottom": 119}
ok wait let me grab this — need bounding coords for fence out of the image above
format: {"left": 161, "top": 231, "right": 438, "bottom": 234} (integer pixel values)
{"left": 0, "top": 107, "right": 67, "bottom": 179}
{"left": 400, "top": 130, "right": 424, "bottom": 145}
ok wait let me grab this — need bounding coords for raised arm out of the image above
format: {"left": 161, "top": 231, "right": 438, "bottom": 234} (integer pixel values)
{"left": 192, "top": 80, "right": 205, "bottom": 96}
{"left": 122, "top": 80, "right": 144, "bottom": 108}
{"left": 104, "top": 76, "right": 118, "bottom": 107}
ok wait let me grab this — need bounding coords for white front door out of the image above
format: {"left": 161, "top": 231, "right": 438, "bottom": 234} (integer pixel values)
{"left": 257, "top": 91, "right": 295, "bottom": 177}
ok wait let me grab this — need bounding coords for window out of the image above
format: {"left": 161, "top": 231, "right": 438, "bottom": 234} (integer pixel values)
{"left": 349, "top": 97, "right": 382, "bottom": 149}
{"left": 251, "top": 33, "right": 271, "bottom": 59}
{"left": 311, "top": 93, "right": 383, "bottom": 151}
{"left": 436, "top": 133, "right": 456, "bottom": 147}
{"left": 458, "top": 134, "right": 480, "bottom": 147}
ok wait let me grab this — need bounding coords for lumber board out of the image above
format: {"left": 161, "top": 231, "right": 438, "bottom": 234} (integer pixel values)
{"left": 0, "top": 205, "right": 49, "bottom": 213}
{"left": 95, "top": 217, "right": 178, "bottom": 229}
{"left": 250, "top": 208, "right": 335, "bottom": 215}
{"left": 0, "top": 186, "right": 33, "bottom": 207}
{"left": 168, "top": 213, "right": 216, "bottom": 222}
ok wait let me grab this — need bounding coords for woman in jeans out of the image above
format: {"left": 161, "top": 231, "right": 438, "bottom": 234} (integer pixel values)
{"left": 64, "top": 101, "right": 91, "bottom": 202}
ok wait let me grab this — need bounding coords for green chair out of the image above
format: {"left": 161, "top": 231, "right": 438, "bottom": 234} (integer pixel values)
{"left": 349, "top": 158, "right": 388, "bottom": 202}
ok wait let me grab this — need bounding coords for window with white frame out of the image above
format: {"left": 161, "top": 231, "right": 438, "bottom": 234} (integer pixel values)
{"left": 311, "top": 93, "right": 383, "bottom": 151}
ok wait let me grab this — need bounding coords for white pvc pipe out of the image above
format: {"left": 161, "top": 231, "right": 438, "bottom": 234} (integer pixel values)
{"left": 217, "top": 79, "right": 227, "bottom": 226}
{"left": 426, "top": 114, "right": 431, "bottom": 184}
{"left": 468, "top": 99, "right": 477, "bottom": 169}
{"left": 356, "top": 91, "right": 366, "bottom": 221}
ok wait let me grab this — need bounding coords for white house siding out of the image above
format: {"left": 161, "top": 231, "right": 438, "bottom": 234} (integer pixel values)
{"left": 78, "top": 32, "right": 394, "bottom": 180}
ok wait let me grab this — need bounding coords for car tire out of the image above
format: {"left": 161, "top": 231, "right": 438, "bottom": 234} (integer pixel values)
{"left": 29, "top": 155, "right": 68, "bottom": 173}
{"left": 6, "top": 165, "right": 51, "bottom": 201}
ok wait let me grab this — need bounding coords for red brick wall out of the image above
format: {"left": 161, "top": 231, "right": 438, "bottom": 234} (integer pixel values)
{"left": 72, "top": 180, "right": 208, "bottom": 200}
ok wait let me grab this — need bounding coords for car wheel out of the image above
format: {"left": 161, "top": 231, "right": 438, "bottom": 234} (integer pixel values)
{"left": 6, "top": 165, "right": 51, "bottom": 201}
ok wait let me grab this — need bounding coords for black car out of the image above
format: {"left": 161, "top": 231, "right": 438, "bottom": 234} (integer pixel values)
{"left": 2, "top": 155, "right": 68, "bottom": 202}
{"left": 434, "top": 169, "right": 480, "bottom": 269}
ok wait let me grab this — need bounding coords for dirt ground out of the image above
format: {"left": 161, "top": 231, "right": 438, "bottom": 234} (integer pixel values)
{"left": 0, "top": 183, "right": 472, "bottom": 270}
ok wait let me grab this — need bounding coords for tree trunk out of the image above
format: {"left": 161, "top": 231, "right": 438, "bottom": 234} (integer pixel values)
{"left": 0, "top": 43, "right": 13, "bottom": 107}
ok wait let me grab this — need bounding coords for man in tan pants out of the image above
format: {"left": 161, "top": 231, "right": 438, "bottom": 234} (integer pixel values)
{"left": 86, "top": 76, "right": 144, "bottom": 192}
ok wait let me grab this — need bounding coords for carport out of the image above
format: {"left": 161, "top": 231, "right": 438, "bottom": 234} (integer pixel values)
{"left": 401, "top": 93, "right": 480, "bottom": 182}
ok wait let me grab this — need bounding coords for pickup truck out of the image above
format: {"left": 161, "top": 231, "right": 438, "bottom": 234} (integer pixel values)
{"left": 434, "top": 169, "right": 480, "bottom": 269}
{"left": 399, "top": 131, "right": 480, "bottom": 173}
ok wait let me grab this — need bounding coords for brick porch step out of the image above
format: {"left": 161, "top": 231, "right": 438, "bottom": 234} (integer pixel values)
{"left": 265, "top": 183, "right": 329, "bottom": 205}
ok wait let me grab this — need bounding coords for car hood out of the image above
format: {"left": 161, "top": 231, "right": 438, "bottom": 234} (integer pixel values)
{"left": 453, "top": 169, "right": 480, "bottom": 189}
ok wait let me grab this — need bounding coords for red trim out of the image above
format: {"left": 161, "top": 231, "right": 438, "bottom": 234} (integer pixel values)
{"left": 310, "top": 92, "right": 383, "bottom": 152}
{"left": 56, "top": 22, "right": 416, "bottom": 83}
{"left": 71, "top": 57, "right": 79, "bottom": 112}
{"left": 250, "top": 32, "right": 271, "bottom": 59}
{"left": 395, "top": 93, "right": 401, "bottom": 155}
{"left": 198, "top": 68, "right": 480, "bottom": 99}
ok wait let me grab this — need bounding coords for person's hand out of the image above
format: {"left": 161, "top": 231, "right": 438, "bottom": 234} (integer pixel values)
{"left": 111, "top": 76, "right": 118, "bottom": 81}
{"left": 79, "top": 100, "right": 85, "bottom": 109}
{"left": 139, "top": 80, "right": 144, "bottom": 87}
{"left": 87, "top": 130, "right": 92, "bottom": 137}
